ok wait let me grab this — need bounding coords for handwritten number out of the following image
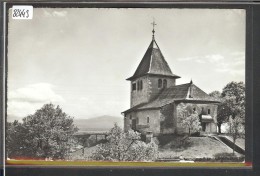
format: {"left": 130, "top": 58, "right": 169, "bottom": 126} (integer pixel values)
{"left": 13, "top": 8, "right": 30, "bottom": 18}
{"left": 26, "top": 10, "right": 29, "bottom": 18}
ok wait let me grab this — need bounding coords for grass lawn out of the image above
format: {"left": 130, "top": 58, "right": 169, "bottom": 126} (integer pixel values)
{"left": 158, "top": 136, "right": 243, "bottom": 159}
{"left": 70, "top": 136, "right": 244, "bottom": 161}
{"left": 221, "top": 135, "right": 245, "bottom": 150}
{"left": 236, "top": 138, "right": 245, "bottom": 150}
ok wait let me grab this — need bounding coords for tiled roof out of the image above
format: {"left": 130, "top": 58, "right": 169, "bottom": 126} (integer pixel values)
{"left": 123, "top": 82, "right": 220, "bottom": 113}
{"left": 126, "top": 39, "right": 180, "bottom": 80}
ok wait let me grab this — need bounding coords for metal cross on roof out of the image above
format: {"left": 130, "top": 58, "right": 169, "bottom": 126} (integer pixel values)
{"left": 151, "top": 19, "right": 157, "bottom": 39}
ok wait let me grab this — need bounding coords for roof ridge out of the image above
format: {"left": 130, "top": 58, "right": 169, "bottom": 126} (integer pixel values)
{"left": 123, "top": 82, "right": 220, "bottom": 114}
{"left": 153, "top": 40, "right": 173, "bottom": 75}
{"left": 148, "top": 46, "right": 153, "bottom": 74}
{"left": 170, "top": 82, "right": 192, "bottom": 87}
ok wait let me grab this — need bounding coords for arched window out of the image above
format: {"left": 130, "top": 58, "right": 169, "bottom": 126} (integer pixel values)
{"left": 163, "top": 79, "right": 167, "bottom": 88}
{"left": 147, "top": 117, "right": 150, "bottom": 124}
{"left": 208, "top": 109, "right": 211, "bottom": 114}
{"left": 158, "top": 79, "right": 162, "bottom": 88}
{"left": 132, "top": 83, "right": 136, "bottom": 91}
{"left": 137, "top": 80, "right": 142, "bottom": 91}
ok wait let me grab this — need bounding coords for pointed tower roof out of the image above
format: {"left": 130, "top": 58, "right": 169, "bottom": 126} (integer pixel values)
{"left": 126, "top": 38, "right": 180, "bottom": 81}
{"left": 127, "top": 21, "right": 180, "bottom": 81}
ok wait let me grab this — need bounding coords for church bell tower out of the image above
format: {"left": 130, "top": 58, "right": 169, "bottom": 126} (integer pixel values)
{"left": 126, "top": 21, "right": 180, "bottom": 107}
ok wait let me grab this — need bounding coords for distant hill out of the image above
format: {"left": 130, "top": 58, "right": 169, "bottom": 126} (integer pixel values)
{"left": 73, "top": 115, "right": 124, "bottom": 132}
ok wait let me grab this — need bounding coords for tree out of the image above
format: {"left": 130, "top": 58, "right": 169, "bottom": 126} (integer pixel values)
{"left": 6, "top": 120, "right": 31, "bottom": 158}
{"left": 91, "top": 124, "right": 158, "bottom": 161}
{"left": 177, "top": 103, "right": 202, "bottom": 135}
{"left": 221, "top": 81, "right": 245, "bottom": 119}
{"left": 228, "top": 117, "right": 244, "bottom": 154}
{"left": 208, "top": 90, "right": 221, "bottom": 98}
{"left": 209, "top": 82, "right": 245, "bottom": 134}
{"left": 216, "top": 100, "right": 232, "bottom": 133}
{"left": 222, "top": 81, "right": 245, "bottom": 136}
{"left": 6, "top": 103, "right": 78, "bottom": 159}
{"left": 209, "top": 90, "right": 231, "bottom": 134}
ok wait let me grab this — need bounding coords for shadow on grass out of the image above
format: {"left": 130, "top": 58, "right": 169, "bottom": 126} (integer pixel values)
{"left": 157, "top": 134, "right": 193, "bottom": 152}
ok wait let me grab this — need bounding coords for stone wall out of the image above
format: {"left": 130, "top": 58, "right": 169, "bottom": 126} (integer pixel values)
{"left": 130, "top": 75, "right": 176, "bottom": 107}
{"left": 130, "top": 76, "right": 150, "bottom": 107}
{"left": 160, "top": 103, "right": 176, "bottom": 134}
{"left": 124, "top": 109, "right": 161, "bottom": 135}
{"left": 148, "top": 76, "right": 176, "bottom": 101}
{"left": 124, "top": 114, "right": 131, "bottom": 132}
{"left": 205, "top": 122, "right": 217, "bottom": 133}
{"left": 125, "top": 101, "right": 218, "bottom": 136}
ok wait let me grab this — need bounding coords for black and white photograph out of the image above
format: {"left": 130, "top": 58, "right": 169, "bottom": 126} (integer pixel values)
{"left": 6, "top": 8, "right": 246, "bottom": 164}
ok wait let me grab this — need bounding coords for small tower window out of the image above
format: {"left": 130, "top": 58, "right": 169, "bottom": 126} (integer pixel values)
{"left": 130, "top": 115, "right": 132, "bottom": 120}
{"left": 163, "top": 79, "right": 167, "bottom": 88}
{"left": 137, "top": 80, "right": 143, "bottom": 91}
{"left": 147, "top": 117, "right": 150, "bottom": 124}
{"left": 208, "top": 109, "right": 211, "bottom": 114}
{"left": 158, "top": 79, "right": 162, "bottom": 88}
{"left": 132, "top": 83, "right": 136, "bottom": 91}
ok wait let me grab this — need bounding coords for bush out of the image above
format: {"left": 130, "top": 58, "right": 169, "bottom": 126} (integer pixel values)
{"left": 152, "top": 137, "right": 160, "bottom": 145}
{"left": 213, "top": 152, "right": 244, "bottom": 162}
{"left": 194, "top": 154, "right": 244, "bottom": 162}
{"left": 90, "top": 124, "right": 158, "bottom": 161}
{"left": 194, "top": 157, "right": 214, "bottom": 162}
{"left": 214, "top": 152, "right": 235, "bottom": 158}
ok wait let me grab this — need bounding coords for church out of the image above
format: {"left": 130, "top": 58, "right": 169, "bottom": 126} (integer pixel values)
{"left": 122, "top": 23, "right": 220, "bottom": 136}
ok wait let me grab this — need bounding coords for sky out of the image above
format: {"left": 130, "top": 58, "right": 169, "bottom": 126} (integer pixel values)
{"left": 7, "top": 8, "right": 245, "bottom": 121}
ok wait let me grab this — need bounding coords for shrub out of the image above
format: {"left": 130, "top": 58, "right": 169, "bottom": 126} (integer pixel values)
{"left": 214, "top": 152, "right": 235, "bottom": 158}
{"left": 90, "top": 124, "right": 158, "bottom": 161}
{"left": 214, "top": 152, "right": 244, "bottom": 162}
